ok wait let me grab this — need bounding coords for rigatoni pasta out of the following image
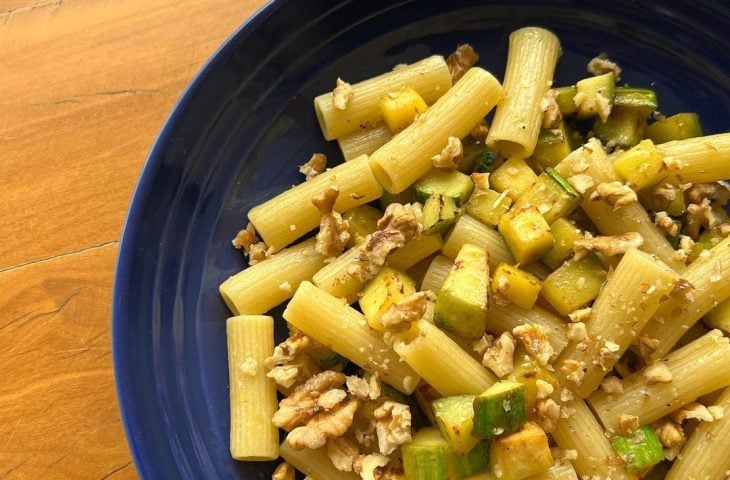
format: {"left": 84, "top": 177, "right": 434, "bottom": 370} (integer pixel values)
{"left": 338, "top": 123, "right": 394, "bottom": 161}
{"left": 660, "top": 132, "right": 730, "bottom": 184}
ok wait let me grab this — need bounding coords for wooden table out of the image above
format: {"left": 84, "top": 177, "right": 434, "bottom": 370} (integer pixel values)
{"left": 0, "top": 1, "right": 266, "bottom": 477}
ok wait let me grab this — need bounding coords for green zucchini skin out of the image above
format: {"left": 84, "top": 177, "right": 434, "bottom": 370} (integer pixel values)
{"left": 422, "top": 194, "right": 459, "bottom": 235}
{"left": 472, "top": 381, "right": 527, "bottom": 438}
{"left": 402, "top": 428, "right": 452, "bottom": 480}
{"left": 611, "top": 425, "right": 664, "bottom": 471}
{"left": 414, "top": 170, "right": 474, "bottom": 206}
{"left": 433, "top": 395, "right": 480, "bottom": 454}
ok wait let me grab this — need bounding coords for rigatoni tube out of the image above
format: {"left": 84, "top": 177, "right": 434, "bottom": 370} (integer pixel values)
{"left": 227, "top": 315, "right": 278, "bottom": 461}
{"left": 487, "top": 27, "right": 561, "bottom": 158}
{"left": 283, "top": 281, "right": 419, "bottom": 393}
{"left": 280, "top": 442, "right": 359, "bottom": 480}
{"left": 660, "top": 132, "right": 730, "bottom": 184}
{"left": 369, "top": 67, "right": 502, "bottom": 193}
{"left": 248, "top": 155, "right": 382, "bottom": 252}
{"left": 487, "top": 303, "right": 568, "bottom": 356}
{"left": 220, "top": 238, "right": 325, "bottom": 315}
{"left": 314, "top": 55, "right": 452, "bottom": 140}
{"left": 338, "top": 123, "right": 393, "bottom": 161}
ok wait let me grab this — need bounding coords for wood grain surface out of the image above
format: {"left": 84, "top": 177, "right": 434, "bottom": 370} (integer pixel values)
{"left": 0, "top": 0, "right": 267, "bottom": 478}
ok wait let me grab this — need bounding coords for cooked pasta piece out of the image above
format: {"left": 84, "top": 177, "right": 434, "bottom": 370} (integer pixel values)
{"left": 665, "top": 386, "right": 730, "bottom": 480}
{"left": 552, "top": 398, "right": 637, "bottom": 480}
{"left": 486, "top": 27, "right": 561, "bottom": 158}
{"left": 589, "top": 330, "right": 730, "bottom": 429}
{"left": 640, "top": 235, "right": 730, "bottom": 360}
{"left": 393, "top": 320, "right": 496, "bottom": 396}
{"left": 387, "top": 233, "right": 443, "bottom": 271}
{"left": 556, "top": 248, "right": 678, "bottom": 397}
{"left": 369, "top": 67, "right": 502, "bottom": 193}
{"left": 248, "top": 155, "right": 382, "bottom": 252}
{"left": 280, "top": 441, "right": 359, "bottom": 480}
{"left": 220, "top": 238, "right": 325, "bottom": 315}
{"left": 311, "top": 247, "right": 365, "bottom": 304}
{"left": 283, "top": 281, "right": 419, "bottom": 393}
{"left": 227, "top": 315, "right": 279, "bottom": 460}
{"left": 487, "top": 303, "right": 568, "bottom": 356}
{"left": 338, "top": 123, "right": 394, "bottom": 161}
{"left": 554, "top": 139, "right": 685, "bottom": 271}
{"left": 660, "top": 132, "right": 730, "bottom": 184}
{"left": 420, "top": 254, "right": 453, "bottom": 292}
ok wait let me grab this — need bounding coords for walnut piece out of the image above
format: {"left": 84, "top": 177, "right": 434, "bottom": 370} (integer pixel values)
{"left": 595, "top": 340, "right": 621, "bottom": 372}
{"left": 373, "top": 401, "right": 412, "bottom": 455}
{"left": 686, "top": 181, "right": 730, "bottom": 205}
{"left": 470, "top": 120, "right": 489, "bottom": 142}
{"left": 481, "top": 332, "right": 515, "bottom": 378}
{"left": 672, "top": 403, "right": 714, "bottom": 423}
{"left": 655, "top": 421, "right": 685, "bottom": 448}
{"left": 566, "top": 322, "right": 587, "bottom": 342}
{"left": 541, "top": 89, "right": 562, "bottom": 129}
{"left": 470, "top": 172, "right": 491, "bottom": 194}
{"left": 381, "top": 291, "right": 434, "bottom": 332}
{"left": 238, "top": 357, "right": 259, "bottom": 377}
{"left": 273, "top": 370, "right": 346, "bottom": 431}
{"left": 512, "top": 324, "right": 554, "bottom": 366}
{"left": 685, "top": 199, "right": 717, "bottom": 238}
{"left": 560, "top": 359, "right": 586, "bottom": 385}
{"left": 587, "top": 53, "right": 622, "bottom": 80}
{"left": 272, "top": 461, "right": 295, "bottom": 480}
{"left": 300, "top": 153, "right": 327, "bottom": 181}
{"left": 617, "top": 414, "right": 639, "bottom": 435}
{"left": 568, "top": 307, "right": 592, "bottom": 323}
{"left": 327, "top": 436, "right": 360, "bottom": 472}
{"left": 333, "top": 78, "right": 354, "bottom": 110}
{"left": 536, "top": 379, "right": 554, "bottom": 400}
{"left": 346, "top": 374, "right": 381, "bottom": 401}
{"left": 446, "top": 44, "right": 479, "bottom": 83}
{"left": 354, "top": 454, "right": 390, "bottom": 480}
{"left": 708, "top": 405, "right": 725, "bottom": 420}
{"left": 313, "top": 186, "right": 351, "bottom": 258}
{"left": 654, "top": 211, "right": 678, "bottom": 236}
{"left": 600, "top": 376, "right": 624, "bottom": 394}
{"left": 590, "top": 181, "right": 638, "bottom": 209}
{"left": 349, "top": 203, "right": 423, "bottom": 282}
{"left": 643, "top": 362, "right": 673, "bottom": 384}
{"left": 567, "top": 174, "right": 595, "bottom": 195}
{"left": 232, "top": 222, "right": 272, "bottom": 265}
{"left": 432, "top": 136, "right": 463, "bottom": 170}
{"left": 286, "top": 398, "right": 360, "bottom": 449}
{"left": 267, "top": 365, "right": 301, "bottom": 389}
{"left": 536, "top": 399, "right": 561, "bottom": 433}
{"left": 573, "top": 232, "right": 643, "bottom": 257}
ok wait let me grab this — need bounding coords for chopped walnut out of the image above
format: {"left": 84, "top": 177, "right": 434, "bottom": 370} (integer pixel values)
{"left": 318, "top": 388, "right": 348, "bottom": 409}
{"left": 512, "top": 324, "right": 554, "bottom": 366}
{"left": 643, "top": 363, "right": 672, "bottom": 384}
{"left": 567, "top": 174, "right": 595, "bottom": 195}
{"left": 655, "top": 421, "right": 685, "bottom": 449}
{"left": 560, "top": 387, "right": 574, "bottom": 403}
{"left": 587, "top": 53, "right": 622, "bottom": 80}
{"left": 232, "top": 222, "right": 258, "bottom": 252}
{"left": 313, "top": 186, "right": 351, "bottom": 258}
{"left": 286, "top": 398, "right": 359, "bottom": 449}
{"left": 432, "top": 136, "right": 463, "bottom": 170}
{"left": 560, "top": 359, "right": 586, "bottom": 385}
{"left": 327, "top": 436, "right": 360, "bottom": 472}
{"left": 273, "top": 370, "right": 346, "bottom": 431}
{"left": 238, "top": 357, "right": 259, "bottom": 377}
{"left": 373, "top": 402, "right": 412, "bottom": 455}
{"left": 536, "top": 399, "right": 561, "bottom": 433}
{"left": 541, "top": 90, "right": 562, "bottom": 129}
{"left": 354, "top": 454, "right": 390, "bottom": 480}
{"left": 617, "top": 414, "right": 639, "bottom": 435}
{"left": 595, "top": 340, "right": 621, "bottom": 372}
{"left": 272, "top": 461, "right": 295, "bottom": 480}
{"left": 573, "top": 232, "right": 643, "bottom": 257}
{"left": 637, "top": 335, "right": 661, "bottom": 359}
{"left": 446, "top": 44, "right": 479, "bottom": 83}
{"left": 471, "top": 172, "right": 491, "bottom": 194}
{"left": 568, "top": 307, "right": 592, "bottom": 323}
{"left": 567, "top": 322, "right": 587, "bottom": 342}
{"left": 248, "top": 242, "right": 272, "bottom": 265}
{"left": 346, "top": 374, "right": 382, "bottom": 401}
{"left": 470, "top": 120, "right": 489, "bottom": 142}
{"left": 654, "top": 211, "right": 678, "bottom": 236}
{"left": 673, "top": 235, "right": 696, "bottom": 263}
{"left": 685, "top": 199, "right": 717, "bottom": 238}
{"left": 686, "top": 181, "right": 730, "bottom": 205}
{"left": 299, "top": 153, "right": 327, "bottom": 181}
{"left": 349, "top": 203, "right": 422, "bottom": 282}
{"left": 381, "top": 291, "right": 435, "bottom": 332}
{"left": 709, "top": 405, "right": 726, "bottom": 420}
{"left": 590, "top": 181, "right": 638, "bottom": 209}
{"left": 265, "top": 332, "right": 313, "bottom": 370}
{"left": 481, "top": 332, "right": 516, "bottom": 378}
{"left": 672, "top": 403, "right": 714, "bottom": 423}
{"left": 333, "top": 78, "right": 354, "bottom": 110}
{"left": 536, "top": 379, "right": 555, "bottom": 400}
{"left": 600, "top": 376, "right": 624, "bottom": 394}
{"left": 648, "top": 184, "right": 680, "bottom": 211}
{"left": 267, "top": 365, "right": 301, "bottom": 389}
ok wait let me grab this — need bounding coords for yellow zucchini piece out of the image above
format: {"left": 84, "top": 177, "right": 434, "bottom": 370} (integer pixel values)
{"left": 498, "top": 207, "right": 554, "bottom": 265}
{"left": 574, "top": 72, "right": 614, "bottom": 120}
{"left": 553, "top": 86, "right": 577, "bottom": 116}
{"left": 540, "top": 254, "right": 607, "bottom": 315}
{"left": 509, "top": 349, "right": 559, "bottom": 409}
{"left": 492, "top": 263, "right": 542, "bottom": 309}
{"left": 645, "top": 112, "right": 703, "bottom": 144}
{"left": 379, "top": 87, "right": 428, "bottom": 133}
{"left": 490, "top": 422, "right": 553, "bottom": 480}
{"left": 359, "top": 267, "right": 416, "bottom": 331}
{"left": 490, "top": 157, "right": 539, "bottom": 201}
{"left": 541, "top": 219, "right": 582, "bottom": 270}
{"left": 613, "top": 139, "right": 666, "bottom": 191}
{"left": 531, "top": 122, "right": 578, "bottom": 169}
{"left": 512, "top": 169, "right": 581, "bottom": 224}
{"left": 343, "top": 205, "right": 382, "bottom": 247}
{"left": 593, "top": 107, "right": 645, "bottom": 149}
{"left": 466, "top": 189, "right": 513, "bottom": 228}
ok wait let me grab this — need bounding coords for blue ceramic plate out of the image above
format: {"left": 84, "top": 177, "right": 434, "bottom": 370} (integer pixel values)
{"left": 113, "top": 1, "right": 730, "bottom": 478}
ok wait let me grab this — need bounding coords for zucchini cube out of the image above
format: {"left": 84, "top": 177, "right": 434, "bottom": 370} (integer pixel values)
{"left": 492, "top": 263, "right": 542, "bottom": 309}
{"left": 531, "top": 121, "right": 577, "bottom": 169}
{"left": 611, "top": 425, "right": 664, "bottom": 472}
{"left": 415, "top": 169, "right": 474, "bottom": 206}
{"left": 379, "top": 187, "right": 416, "bottom": 211}
{"left": 593, "top": 107, "right": 646, "bottom": 150}
{"left": 423, "top": 194, "right": 459, "bottom": 235}
{"left": 553, "top": 86, "right": 577, "bottom": 116}
{"left": 512, "top": 169, "right": 580, "bottom": 224}
{"left": 402, "top": 428, "right": 452, "bottom": 480}
{"left": 498, "top": 207, "right": 555, "bottom": 265}
{"left": 613, "top": 139, "right": 666, "bottom": 191}
{"left": 574, "top": 72, "right": 615, "bottom": 120}
{"left": 541, "top": 218, "right": 582, "bottom": 270}
{"left": 490, "top": 157, "right": 539, "bottom": 201}
{"left": 490, "top": 422, "right": 553, "bottom": 480}
{"left": 343, "top": 204, "right": 382, "bottom": 247}
{"left": 613, "top": 87, "right": 658, "bottom": 116}
{"left": 433, "top": 395, "right": 480, "bottom": 454}
{"left": 541, "top": 254, "right": 607, "bottom": 315}
{"left": 466, "top": 188, "right": 513, "bottom": 228}
{"left": 359, "top": 267, "right": 416, "bottom": 331}
{"left": 509, "top": 351, "right": 559, "bottom": 408}
{"left": 472, "top": 380, "right": 527, "bottom": 438}
{"left": 379, "top": 87, "right": 428, "bottom": 133}
{"left": 646, "top": 112, "right": 703, "bottom": 144}
{"left": 434, "top": 243, "right": 489, "bottom": 339}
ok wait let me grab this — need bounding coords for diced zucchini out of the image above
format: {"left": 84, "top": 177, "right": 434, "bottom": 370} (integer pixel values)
{"left": 402, "top": 428, "right": 452, "bottom": 480}
{"left": 490, "top": 422, "right": 553, "bottom": 480}
{"left": 423, "top": 194, "right": 460, "bottom": 235}
{"left": 434, "top": 244, "right": 489, "bottom": 339}
{"left": 611, "top": 425, "right": 663, "bottom": 472}
{"left": 612, "top": 139, "right": 666, "bottom": 191}
{"left": 613, "top": 87, "right": 658, "bottom": 116}
{"left": 343, "top": 205, "right": 382, "bottom": 247}
{"left": 415, "top": 170, "right": 475, "bottom": 206}
{"left": 645, "top": 112, "right": 703, "bottom": 144}
{"left": 531, "top": 122, "right": 578, "bottom": 169}
{"left": 498, "top": 207, "right": 555, "bottom": 265}
{"left": 490, "top": 158, "right": 539, "bottom": 201}
{"left": 638, "top": 184, "right": 686, "bottom": 216}
{"left": 473, "top": 148, "right": 502, "bottom": 173}
{"left": 452, "top": 441, "right": 491, "bottom": 478}
{"left": 380, "top": 87, "right": 428, "bottom": 133}
{"left": 541, "top": 219, "right": 582, "bottom": 270}
{"left": 540, "top": 254, "right": 607, "bottom": 315}
{"left": 592, "top": 107, "right": 646, "bottom": 149}
{"left": 433, "top": 395, "right": 480, "bottom": 454}
{"left": 688, "top": 228, "right": 726, "bottom": 263}
{"left": 492, "top": 263, "right": 542, "bottom": 309}
{"left": 460, "top": 140, "right": 496, "bottom": 174}
{"left": 508, "top": 349, "right": 559, "bottom": 408}
{"left": 553, "top": 86, "right": 577, "bottom": 116}
{"left": 512, "top": 169, "right": 580, "bottom": 224}
{"left": 466, "top": 189, "right": 513, "bottom": 228}
{"left": 574, "top": 72, "right": 615, "bottom": 120}
{"left": 473, "top": 380, "right": 527, "bottom": 438}
{"left": 380, "top": 187, "right": 417, "bottom": 211}
{"left": 359, "top": 267, "right": 417, "bottom": 331}
{"left": 704, "top": 297, "right": 730, "bottom": 333}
